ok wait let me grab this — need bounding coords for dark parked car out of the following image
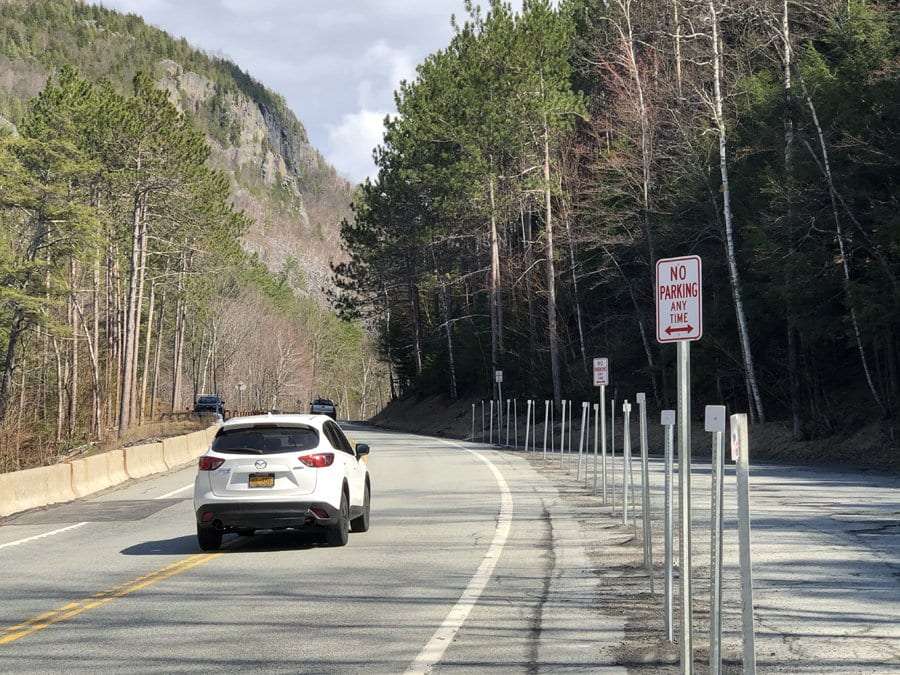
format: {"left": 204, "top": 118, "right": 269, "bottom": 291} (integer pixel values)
{"left": 309, "top": 398, "right": 337, "bottom": 420}
{"left": 194, "top": 395, "right": 225, "bottom": 417}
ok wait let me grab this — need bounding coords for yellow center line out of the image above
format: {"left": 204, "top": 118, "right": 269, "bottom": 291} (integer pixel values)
{"left": 0, "top": 552, "right": 223, "bottom": 646}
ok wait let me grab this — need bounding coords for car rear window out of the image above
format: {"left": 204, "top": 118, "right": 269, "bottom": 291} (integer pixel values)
{"left": 212, "top": 425, "right": 319, "bottom": 455}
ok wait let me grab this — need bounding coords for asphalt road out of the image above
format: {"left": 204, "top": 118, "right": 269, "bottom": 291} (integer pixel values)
{"left": 0, "top": 425, "right": 622, "bottom": 674}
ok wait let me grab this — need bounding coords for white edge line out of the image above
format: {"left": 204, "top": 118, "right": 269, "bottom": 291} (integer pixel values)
{"left": 404, "top": 440, "right": 514, "bottom": 675}
{"left": 0, "top": 481, "right": 194, "bottom": 552}
{"left": 0, "top": 521, "right": 88, "bottom": 551}
{"left": 155, "top": 483, "right": 194, "bottom": 500}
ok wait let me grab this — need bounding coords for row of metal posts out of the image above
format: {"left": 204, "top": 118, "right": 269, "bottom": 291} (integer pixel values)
{"left": 472, "top": 394, "right": 756, "bottom": 674}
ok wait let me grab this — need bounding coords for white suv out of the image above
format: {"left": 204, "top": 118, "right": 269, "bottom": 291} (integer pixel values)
{"left": 193, "top": 414, "right": 371, "bottom": 550}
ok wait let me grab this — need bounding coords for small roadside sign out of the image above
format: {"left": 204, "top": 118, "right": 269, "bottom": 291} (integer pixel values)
{"left": 593, "top": 357, "right": 609, "bottom": 387}
{"left": 495, "top": 370, "right": 503, "bottom": 384}
{"left": 656, "top": 255, "right": 702, "bottom": 343}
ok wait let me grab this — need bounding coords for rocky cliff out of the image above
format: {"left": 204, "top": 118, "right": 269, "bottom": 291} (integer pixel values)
{"left": 0, "top": 0, "right": 352, "bottom": 298}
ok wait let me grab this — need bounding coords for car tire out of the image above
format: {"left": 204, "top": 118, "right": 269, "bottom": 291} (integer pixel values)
{"left": 325, "top": 491, "right": 350, "bottom": 547}
{"left": 351, "top": 482, "right": 370, "bottom": 533}
{"left": 197, "top": 525, "right": 222, "bottom": 551}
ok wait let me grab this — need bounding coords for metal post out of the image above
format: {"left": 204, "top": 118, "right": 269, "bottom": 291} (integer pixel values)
{"left": 481, "top": 400, "right": 485, "bottom": 443}
{"left": 471, "top": 403, "right": 475, "bottom": 442}
{"left": 610, "top": 398, "right": 617, "bottom": 516}
{"left": 600, "top": 385, "right": 607, "bottom": 502}
{"left": 498, "top": 382, "right": 503, "bottom": 435}
{"left": 677, "top": 340, "right": 693, "bottom": 674}
{"left": 543, "top": 400, "right": 549, "bottom": 461}
{"left": 576, "top": 402, "right": 587, "bottom": 479}
{"left": 661, "top": 410, "right": 676, "bottom": 643}
{"left": 637, "top": 393, "right": 653, "bottom": 593}
{"left": 705, "top": 406, "right": 726, "bottom": 675}
{"left": 568, "top": 401, "right": 573, "bottom": 464}
{"left": 731, "top": 413, "right": 756, "bottom": 675}
{"left": 513, "top": 399, "right": 518, "bottom": 448}
{"left": 525, "top": 399, "right": 532, "bottom": 454}
{"left": 531, "top": 401, "right": 537, "bottom": 452}
{"left": 559, "top": 399, "right": 567, "bottom": 468}
{"left": 550, "top": 400, "right": 555, "bottom": 454}
{"left": 489, "top": 400, "right": 494, "bottom": 447}
{"left": 622, "top": 400, "right": 631, "bottom": 526}
{"left": 593, "top": 403, "right": 600, "bottom": 494}
{"left": 505, "top": 399, "right": 511, "bottom": 447}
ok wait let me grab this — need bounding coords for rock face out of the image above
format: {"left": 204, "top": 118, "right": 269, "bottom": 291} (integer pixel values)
{"left": 157, "top": 60, "right": 351, "bottom": 298}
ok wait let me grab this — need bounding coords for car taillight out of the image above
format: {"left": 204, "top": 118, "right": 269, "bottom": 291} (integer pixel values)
{"left": 198, "top": 456, "right": 225, "bottom": 471}
{"left": 298, "top": 452, "right": 334, "bottom": 468}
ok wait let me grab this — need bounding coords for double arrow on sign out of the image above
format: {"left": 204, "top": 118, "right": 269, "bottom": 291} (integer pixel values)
{"left": 665, "top": 324, "right": 694, "bottom": 336}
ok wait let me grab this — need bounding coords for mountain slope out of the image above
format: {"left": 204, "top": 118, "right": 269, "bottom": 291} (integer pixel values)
{"left": 0, "top": 0, "right": 351, "bottom": 294}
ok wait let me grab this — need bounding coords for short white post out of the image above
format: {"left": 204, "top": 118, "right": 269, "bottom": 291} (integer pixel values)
{"left": 622, "top": 400, "right": 631, "bottom": 526}
{"left": 524, "top": 399, "right": 532, "bottom": 453}
{"left": 513, "top": 399, "right": 518, "bottom": 448}
{"left": 637, "top": 393, "right": 653, "bottom": 593}
{"left": 731, "top": 413, "right": 757, "bottom": 675}
{"left": 471, "top": 403, "right": 475, "bottom": 441}
{"left": 481, "top": 400, "right": 485, "bottom": 443}
{"left": 661, "top": 409, "right": 676, "bottom": 643}
{"left": 505, "top": 399, "right": 511, "bottom": 447}
{"left": 576, "top": 402, "right": 587, "bottom": 479}
{"left": 489, "top": 400, "right": 494, "bottom": 446}
{"left": 610, "top": 398, "right": 617, "bottom": 516}
{"left": 559, "top": 399, "right": 567, "bottom": 468}
{"left": 706, "top": 405, "right": 727, "bottom": 675}
{"left": 543, "top": 400, "right": 549, "bottom": 461}
{"left": 592, "top": 403, "right": 600, "bottom": 493}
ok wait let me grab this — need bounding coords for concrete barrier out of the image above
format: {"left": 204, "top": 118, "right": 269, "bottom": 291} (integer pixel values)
{"left": 0, "top": 463, "right": 74, "bottom": 518}
{"left": 124, "top": 442, "right": 166, "bottom": 479}
{"left": 0, "top": 425, "right": 219, "bottom": 518}
{"left": 162, "top": 434, "right": 190, "bottom": 469}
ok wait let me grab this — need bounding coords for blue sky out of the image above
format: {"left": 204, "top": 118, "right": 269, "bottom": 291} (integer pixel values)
{"left": 94, "top": 1, "right": 522, "bottom": 183}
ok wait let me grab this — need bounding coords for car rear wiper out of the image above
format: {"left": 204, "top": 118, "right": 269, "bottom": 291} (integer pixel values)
{"left": 216, "top": 447, "right": 266, "bottom": 454}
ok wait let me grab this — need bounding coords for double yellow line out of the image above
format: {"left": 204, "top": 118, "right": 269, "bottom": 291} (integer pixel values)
{"left": 0, "top": 552, "right": 222, "bottom": 645}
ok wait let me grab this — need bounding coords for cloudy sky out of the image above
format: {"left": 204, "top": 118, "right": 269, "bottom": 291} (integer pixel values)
{"left": 94, "top": 1, "right": 520, "bottom": 183}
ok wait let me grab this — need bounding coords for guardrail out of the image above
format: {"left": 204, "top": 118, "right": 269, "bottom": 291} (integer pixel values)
{"left": 0, "top": 425, "right": 220, "bottom": 518}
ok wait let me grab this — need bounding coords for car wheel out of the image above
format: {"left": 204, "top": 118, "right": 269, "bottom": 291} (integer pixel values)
{"left": 351, "top": 482, "right": 370, "bottom": 533}
{"left": 325, "top": 491, "right": 350, "bottom": 547}
{"left": 197, "top": 525, "right": 222, "bottom": 551}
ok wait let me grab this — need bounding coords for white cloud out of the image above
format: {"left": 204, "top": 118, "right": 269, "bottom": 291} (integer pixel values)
{"left": 91, "top": 1, "right": 524, "bottom": 182}
{"left": 326, "top": 110, "right": 389, "bottom": 182}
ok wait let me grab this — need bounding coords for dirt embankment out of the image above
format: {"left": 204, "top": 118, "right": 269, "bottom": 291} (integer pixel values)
{"left": 373, "top": 394, "right": 899, "bottom": 473}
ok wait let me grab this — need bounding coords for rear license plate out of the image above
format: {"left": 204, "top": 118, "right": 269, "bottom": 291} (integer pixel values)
{"left": 249, "top": 473, "right": 275, "bottom": 488}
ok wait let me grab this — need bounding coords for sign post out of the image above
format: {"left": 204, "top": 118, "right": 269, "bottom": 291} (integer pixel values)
{"left": 543, "top": 400, "right": 549, "bottom": 461}
{"left": 593, "top": 358, "right": 609, "bottom": 499}
{"left": 656, "top": 255, "right": 703, "bottom": 675}
{"left": 610, "top": 397, "right": 617, "bottom": 516}
{"left": 706, "top": 405, "right": 727, "bottom": 675}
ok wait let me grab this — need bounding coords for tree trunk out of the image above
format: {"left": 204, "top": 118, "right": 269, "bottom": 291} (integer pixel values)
{"left": 0, "top": 310, "right": 26, "bottom": 423}
{"left": 118, "top": 194, "right": 143, "bottom": 434}
{"left": 799, "top": 79, "right": 885, "bottom": 415}
{"left": 488, "top": 172, "right": 502, "bottom": 393}
{"left": 543, "top": 115, "right": 562, "bottom": 404}
{"left": 68, "top": 259, "right": 79, "bottom": 437}
{"left": 709, "top": 0, "right": 765, "bottom": 422}
{"left": 139, "top": 282, "right": 156, "bottom": 424}
{"left": 149, "top": 291, "right": 165, "bottom": 420}
{"left": 779, "top": 0, "right": 803, "bottom": 439}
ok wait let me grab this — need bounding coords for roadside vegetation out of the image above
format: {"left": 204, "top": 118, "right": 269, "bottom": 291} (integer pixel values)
{"left": 335, "top": 0, "right": 899, "bottom": 447}
{"left": 0, "top": 67, "right": 386, "bottom": 472}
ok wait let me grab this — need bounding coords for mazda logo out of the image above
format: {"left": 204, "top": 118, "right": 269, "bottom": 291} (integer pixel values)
{"left": 254, "top": 459, "right": 267, "bottom": 470}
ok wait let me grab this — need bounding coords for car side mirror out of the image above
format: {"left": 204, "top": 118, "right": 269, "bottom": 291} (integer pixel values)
{"left": 356, "top": 443, "right": 370, "bottom": 457}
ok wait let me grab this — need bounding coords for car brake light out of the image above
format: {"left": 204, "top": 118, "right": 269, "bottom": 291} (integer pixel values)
{"left": 298, "top": 452, "right": 334, "bottom": 468}
{"left": 198, "top": 456, "right": 225, "bottom": 471}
